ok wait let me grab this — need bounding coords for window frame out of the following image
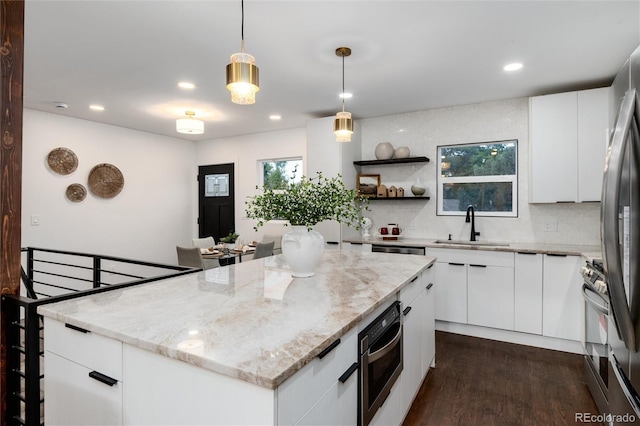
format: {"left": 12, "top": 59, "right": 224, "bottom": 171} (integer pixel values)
{"left": 258, "top": 157, "right": 303, "bottom": 190}
{"left": 436, "top": 140, "right": 518, "bottom": 218}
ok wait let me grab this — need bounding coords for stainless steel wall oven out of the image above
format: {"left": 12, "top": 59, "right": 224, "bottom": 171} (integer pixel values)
{"left": 358, "top": 301, "right": 403, "bottom": 426}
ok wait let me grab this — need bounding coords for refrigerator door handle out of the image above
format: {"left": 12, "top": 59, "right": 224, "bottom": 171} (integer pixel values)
{"left": 602, "top": 88, "right": 640, "bottom": 352}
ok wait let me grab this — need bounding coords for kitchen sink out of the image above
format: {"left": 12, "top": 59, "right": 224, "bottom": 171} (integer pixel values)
{"left": 432, "top": 239, "right": 511, "bottom": 247}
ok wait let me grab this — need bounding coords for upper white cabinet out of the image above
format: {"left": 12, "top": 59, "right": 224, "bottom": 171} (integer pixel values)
{"left": 529, "top": 87, "right": 610, "bottom": 203}
{"left": 306, "top": 117, "right": 361, "bottom": 245}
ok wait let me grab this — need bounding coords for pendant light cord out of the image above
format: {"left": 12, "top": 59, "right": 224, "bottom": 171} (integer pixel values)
{"left": 341, "top": 54, "right": 346, "bottom": 112}
{"left": 241, "top": 0, "right": 245, "bottom": 53}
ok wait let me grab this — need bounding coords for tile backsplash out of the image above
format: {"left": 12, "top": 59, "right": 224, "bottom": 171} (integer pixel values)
{"left": 357, "top": 97, "right": 601, "bottom": 246}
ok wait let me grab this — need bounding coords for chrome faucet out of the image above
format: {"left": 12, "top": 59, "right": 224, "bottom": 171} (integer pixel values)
{"left": 465, "top": 205, "right": 480, "bottom": 241}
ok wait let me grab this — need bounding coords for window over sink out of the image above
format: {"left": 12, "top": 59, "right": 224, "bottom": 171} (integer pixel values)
{"left": 437, "top": 140, "right": 518, "bottom": 217}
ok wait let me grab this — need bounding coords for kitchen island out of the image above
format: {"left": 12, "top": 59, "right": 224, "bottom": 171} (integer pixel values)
{"left": 39, "top": 250, "right": 435, "bottom": 425}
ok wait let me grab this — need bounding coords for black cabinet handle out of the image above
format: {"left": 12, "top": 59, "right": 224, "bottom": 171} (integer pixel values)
{"left": 89, "top": 371, "right": 117, "bottom": 387}
{"left": 547, "top": 253, "right": 568, "bottom": 257}
{"left": 339, "top": 362, "right": 359, "bottom": 383}
{"left": 65, "top": 323, "right": 90, "bottom": 334}
{"left": 327, "top": 241, "right": 339, "bottom": 245}
{"left": 426, "top": 283, "right": 434, "bottom": 290}
{"left": 318, "top": 339, "right": 341, "bottom": 359}
{"left": 351, "top": 242, "right": 363, "bottom": 245}
{"left": 516, "top": 251, "right": 537, "bottom": 255}
{"left": 469, "top": 264, "right": 487, "bottom": 268}
{"left": 410, "top": 276, "right": 418, "bottom": 283}
{"left": 448, "top": 262, "right": 464, "bottom": 266}
{"left": 403, "top": 306, "right": 412, "bottom": 316}
{"left": 427, "top": 263, "right": 434, "bottom": 269}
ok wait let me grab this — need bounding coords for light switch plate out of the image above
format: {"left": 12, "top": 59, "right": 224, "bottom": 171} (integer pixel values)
{"left": 30, "top": 214, "right": 40, "bottom": 226}
{"left": 543, "top": 220, "right": 558, "bottom": 232}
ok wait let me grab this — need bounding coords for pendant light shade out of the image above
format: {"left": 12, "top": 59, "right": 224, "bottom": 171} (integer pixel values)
{"left": 334, "top": 47, "right": 353, "bottom": 142}
{"left": 334, "top": 111, "right": 353, "bottom": 142}
{"left": 176, "top": 111, "right": 204, "bottom": 135}
{"left": 226, "top": 0, "right": 259, "bottom": 105}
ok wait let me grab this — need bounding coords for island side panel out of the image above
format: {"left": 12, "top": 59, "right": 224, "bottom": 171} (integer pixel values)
{"left": 123, "top": 344, "right": 276, "bottom": 425}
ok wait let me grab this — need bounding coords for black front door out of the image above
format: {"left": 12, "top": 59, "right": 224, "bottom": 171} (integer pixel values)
{"left": 198, "top": 163, "right": 235, "bottom": 242}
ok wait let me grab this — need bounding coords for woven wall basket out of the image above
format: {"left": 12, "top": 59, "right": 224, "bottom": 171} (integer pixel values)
{"left": 47, "top": 147, "right": 78, "bottom": 175}
{"left": 88, "top": 163, "right": 124, "bottom": 199}
{"left": 65, "top": 183, "right": 87, "bottom": 202}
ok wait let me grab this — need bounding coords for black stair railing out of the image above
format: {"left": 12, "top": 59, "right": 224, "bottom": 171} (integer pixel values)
{"left": 2, "top": 247, "right": 198, "bottom": 426}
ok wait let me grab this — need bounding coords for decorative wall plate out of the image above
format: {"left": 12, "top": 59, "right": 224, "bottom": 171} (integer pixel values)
{"left": 47, "top": 147, "right": 78, "bottom": 175}
{"left": 88, "top": 163, "right": 124, "bottom": 199}
{"left": 65, "top": 183, "right": 87, "bottom": 203}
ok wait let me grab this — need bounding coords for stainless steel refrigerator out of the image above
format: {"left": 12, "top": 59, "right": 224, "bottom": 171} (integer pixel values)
{"left": 604, "top": 44, "right": 640, "bottom": 424}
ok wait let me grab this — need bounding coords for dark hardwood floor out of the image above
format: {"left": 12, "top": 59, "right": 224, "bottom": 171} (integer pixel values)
{"left": 403, "top": 331, "right": 602, "bottom": 426}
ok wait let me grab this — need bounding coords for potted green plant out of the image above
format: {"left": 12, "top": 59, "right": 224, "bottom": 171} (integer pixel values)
{"left": 245, "top": 172, "right": 368, "bottom": 277}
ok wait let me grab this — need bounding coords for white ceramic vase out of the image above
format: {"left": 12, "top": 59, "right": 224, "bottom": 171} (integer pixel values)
{"left": 375, "top": 142, "right": 394, "bottom": 160}
{"left": 281, "top": 226, "right": 325, "bottom": 277}
{"left": 411, "top": 177, "right": 426, "bottom": 196}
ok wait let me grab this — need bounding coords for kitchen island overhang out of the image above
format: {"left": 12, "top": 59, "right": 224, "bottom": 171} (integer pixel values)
{"left": 38, "top": 250, "right": 435, "bottom": 390}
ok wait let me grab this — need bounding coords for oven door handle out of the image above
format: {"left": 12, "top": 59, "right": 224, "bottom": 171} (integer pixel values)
{"left": 582, "top": 283, "right": 609, "bottom": 316}
{"left": 367, "top": 324, "right": 402, "bottom": 363}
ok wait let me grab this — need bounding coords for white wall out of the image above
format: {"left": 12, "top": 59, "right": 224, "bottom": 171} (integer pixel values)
{"left": 358, "top": 97, "right": 601, "bottom": 245}
{"left": 22, "top": 109, "right": 195, "bottom": 264}
{"left": 194, "top": 128, "right": 307, "bottom": 244}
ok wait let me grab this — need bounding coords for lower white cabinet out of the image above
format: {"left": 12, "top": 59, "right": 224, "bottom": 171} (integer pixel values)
{"left": 44, "top": 319, "right": 123, "bottom": 426}
{"left": 369, "top": 378, "right": 403, "bottom": 426}
{"left": 434, "top": 261, "right": 467, "bottom": 323}
{"left": 467, "top": 263, "right": 514, "bottom": 330}
{"left": 514, "top": 252, "right": 543, "bottom": 334}
{"left": 422, "top": 269, "right": 436, "bottom": 376}
{"left": 294, "top": 370, "right": 357, "bottom": 425}
{"left": 45, "top": 351, "right": 123, "bottom": 426}
{"left": 542, "top": 254, "right": 583, "bottom": 341}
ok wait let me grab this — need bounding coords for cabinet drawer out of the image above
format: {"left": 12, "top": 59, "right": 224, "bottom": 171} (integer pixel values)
{"left": 399, "top": 272, "right": 423, "bottom": 307}
{"left": 45, "top": 351, "right": 122, "bottom": 426}
{"left": 277, "top": 326, "right": 358, "bottom": 425}
{"left": 44, "top": 318, "right": 122, "bottom": 379}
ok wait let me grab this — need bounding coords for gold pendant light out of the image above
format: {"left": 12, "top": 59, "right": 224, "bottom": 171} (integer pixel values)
{"left": 226, "top": 0, "right": 259, "bottom": 105}
{"left": 176, "top": 111, "right": 204, "bottom": 135}
{"left": 334, "top": 47, "right": 353, "bottom": 142}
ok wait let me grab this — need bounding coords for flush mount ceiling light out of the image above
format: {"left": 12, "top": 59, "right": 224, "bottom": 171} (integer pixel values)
{"left": 226, "top": 0, "right": 259, "bottom": 105}
{"left": 334, "top": 47, "right": 353, "bottom": 143}
{"left": 176, "top": 111, "right": 204, "bottom": 135}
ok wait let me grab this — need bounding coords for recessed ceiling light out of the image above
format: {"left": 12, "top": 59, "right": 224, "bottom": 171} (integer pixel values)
{"left": 339, "top": 92, "right": 353, "bottom": 99}
{"left": 178, "top": 81, "right": 196, "bottom": 89}
{"left": 269, "top": 115, "right": 282, "bottom": 121}
{"left": 503, "top": 63, "right": 523, "bottom": 72}
{"left": 89, "top": 105, "right": 105, "bottom": 111}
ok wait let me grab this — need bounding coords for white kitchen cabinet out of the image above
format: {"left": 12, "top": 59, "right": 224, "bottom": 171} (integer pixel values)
{"left": 577, "top": 88, "right": 610, "bottom": 202}
{"left": 529, "top": 87, "right": 610, "bottom": 203}
{"left": 514, "top": 252, "right": 543, "bottom": 334}
{"left": 400, "top": 273, "right": 425, "bottom": 418}
{"left": 434, "top": 260, "right": 467, "bottom": 323}
{"left": 467, "top": 264, "right": 514, "bottom": 330}
{"left": 277, "top": 327, "right": 358, "bottom": 425}
{"left": 44, "top": 319, "right": 123, "bottom": 426}
{"left": 422, "top": 266, "right": 436, "bottom": 376}
{"left": 294, "top": 370, "right": 358, "bottom": 426}
{"left": 45, "top": 352, "right": 123, "bottom": 426}
{"left": 306, "top": 116, "right": 361, "bottom": 246}
{"left": 542, "top": 254, "right": 583, "bottom": 341}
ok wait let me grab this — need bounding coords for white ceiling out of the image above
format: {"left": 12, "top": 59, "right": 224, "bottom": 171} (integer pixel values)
{"left": 23, "top": 0, "right": 640, "bottom": 142}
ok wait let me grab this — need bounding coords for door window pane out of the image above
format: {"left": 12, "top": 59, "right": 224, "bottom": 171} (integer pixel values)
{"left": 205, "top": 173, "right": 229, "bottom": 197}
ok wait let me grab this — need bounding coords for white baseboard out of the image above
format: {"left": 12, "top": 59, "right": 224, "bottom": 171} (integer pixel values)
{"left": 435, "top": 320, "right": 584, "bottom": 355}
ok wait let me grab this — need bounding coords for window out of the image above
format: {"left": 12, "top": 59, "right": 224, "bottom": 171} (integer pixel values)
{"left": 259, "top": 158, "right": 303, "bottom": 190}
{"left": 437, "top": 140, "right": 518, "bottom": 217}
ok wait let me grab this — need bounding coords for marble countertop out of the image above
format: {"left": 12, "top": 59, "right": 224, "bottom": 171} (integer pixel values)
{"left": 343, "top": 237, "right": 601, "bottom": 260}
{"left": 38, "top": 251, "right": 434, "bottom": 390}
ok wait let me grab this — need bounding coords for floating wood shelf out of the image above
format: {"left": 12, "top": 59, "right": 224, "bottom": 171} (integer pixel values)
{"left": 353, "top": 156, "right": 430, "bottom": 166}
